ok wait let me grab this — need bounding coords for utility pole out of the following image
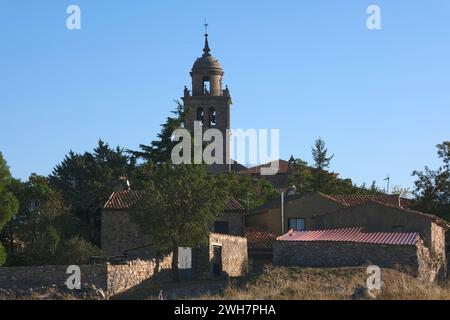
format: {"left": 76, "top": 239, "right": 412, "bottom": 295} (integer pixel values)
{"left": 384, "top": 175, "right": 390, "bottom": 195}
{"left": 281, "top": 191, "right": 285, "bottom": 235}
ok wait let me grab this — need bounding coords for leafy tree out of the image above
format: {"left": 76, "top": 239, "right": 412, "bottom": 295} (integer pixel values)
{"left": 132, "top": 163, "right": 228, "bottom": 281}
{"left": 0, "top": 153, "right": 19, "bottom": 265}
{"left": 288, "top": 158, "right": 313, "bottom": 193}
{"left": 1, "top": 174, "right": 96, "bottom": 266}
{"left": 50, "top": 140, "right": 136, "bottom": 244}
{"left": 412, "top": 141, "right": 450, "bottom": 219}
{"left": 129, "top": 102, "right": 185, "bottom": 164}
{"left": 56, "top": 236, "right": 102, "bottom": 265}
{"left": 222, "top": 173, "right": 278, "bottom": 210}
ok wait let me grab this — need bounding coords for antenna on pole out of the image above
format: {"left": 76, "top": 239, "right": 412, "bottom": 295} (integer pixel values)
{"left": 384, "top": 175, "right": 390, "bottom": 194}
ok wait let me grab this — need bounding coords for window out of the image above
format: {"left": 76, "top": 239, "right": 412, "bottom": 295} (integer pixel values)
{"left": 209, "top": 108, "right": 216, "bottom": 126}
{"left": 214, "top": 221, "right": 229, "bottom": 235}
{"left": 202, "top": 77, "right": 211, "bottom": 95}
{"left": 196, "top": 108, "right": 204, "bottom": 124}
{"left": 288, "top": 218, "right": 305, "bottom": 231}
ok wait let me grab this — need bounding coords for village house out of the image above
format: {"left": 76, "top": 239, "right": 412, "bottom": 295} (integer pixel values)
{"left": 101, "top": 190, "right": 248, "bottom": 278}
{"left": 245, "top": 192, "right": 415, "bottom": 236}
{"left": 274, "top": 227, "right": 436, "bottom": 280}
{"left": 270, "top": 198, "right": 448, "bottom": 281}
{"left": 244, "top": 192, "right": 449, "bottom": 280}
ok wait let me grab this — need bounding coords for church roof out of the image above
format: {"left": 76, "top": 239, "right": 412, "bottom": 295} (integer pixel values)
{"left": 104, "top": 190, "right": 245, "bottom": 212}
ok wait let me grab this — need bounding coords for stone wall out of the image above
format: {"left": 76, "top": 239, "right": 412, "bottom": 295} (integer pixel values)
{"left": 273, "top": 238, "right": 445, "bottom": 282}
{"left": 102, "top": 209, "right": 152, "bottom": 256}
{"left": 106, "top": 256, "right": 173, "bottom": 296}
{"left": 0, "top": 264, "right": 107, "bottom": 291}
{"left": 209, "top": 233, "right": 248, "bottom": 277}
{"left": 0, "top": 256, "right": 173, "bottom": 298}
{"left": 273, "top": 241, "right": 420, "bottom": 276}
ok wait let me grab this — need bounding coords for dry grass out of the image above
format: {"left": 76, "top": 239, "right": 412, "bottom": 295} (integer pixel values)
{"left": 199, "top": 265, "right": 450, "bottom": 300}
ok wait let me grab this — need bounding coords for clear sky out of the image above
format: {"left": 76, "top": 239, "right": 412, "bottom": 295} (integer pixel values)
{"left": 1, "top": 0, "right": 449, "bottom": 191}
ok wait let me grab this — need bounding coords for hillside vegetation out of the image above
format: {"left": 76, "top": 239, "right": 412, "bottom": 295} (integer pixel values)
{"left": 200, "top": 266, "right": 450, "bottom": 300}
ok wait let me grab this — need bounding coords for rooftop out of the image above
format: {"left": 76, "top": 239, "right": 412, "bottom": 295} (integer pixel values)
{"left": 277, "top": 227, "right": 419, "bottom": 246}
{"left": 103, "top": 190, "right": 245, "bottom": 212}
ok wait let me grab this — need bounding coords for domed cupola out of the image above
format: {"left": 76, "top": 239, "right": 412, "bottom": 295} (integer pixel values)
{"left": 192, "top": 34, "right": 224, "bottom": 73}
{"left": 190, "top": 33, "right": 224, "bottom": 96}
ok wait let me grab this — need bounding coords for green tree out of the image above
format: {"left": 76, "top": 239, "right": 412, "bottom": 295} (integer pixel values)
{"left": 0, "top": 153, "right": 19, "bottom": 265}
{"left": 289, "top": 158, "right": 314, "bottom": 193}
{"left": 130, "top": 102, "right": 186, "bottom": 164}
{"left": 1, "top": 174, "right": 95, "bottom": 266}
{"left": 50, "top": 140, "right": 136, "bottom": 244}
{"left": 312, "top": 138, "right": 334, "bottom": 170}
{"left": 412, "top": 141, "right": 450, "bottom": 219}
{"left": 311, "top": 138, "right": 335, "bottom": 191}
{"left": 222, "top": 173, "right": 278, "bottom": 210}
{"left": 132, "top": 163, "right": 228, "bottom": 281}
{"left": 56, "top": 236, "right": 102, "bottom": 265}
{"left": 289, "top": 145, "right": 383, "bottom": 195}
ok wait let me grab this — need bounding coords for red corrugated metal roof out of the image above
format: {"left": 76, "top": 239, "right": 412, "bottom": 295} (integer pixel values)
{"left": 245, "top": 228, "right": 277, "bottom": 249}
{"left": 277, "top": 227, "right": 418, "bottom": 246}
{"left": 104, "top": 190, "right": 245, "bottom": 211}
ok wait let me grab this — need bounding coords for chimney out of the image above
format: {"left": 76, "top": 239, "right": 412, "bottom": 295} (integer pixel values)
{"left": 114, "top": 176, "right": 131, "bottom": 192}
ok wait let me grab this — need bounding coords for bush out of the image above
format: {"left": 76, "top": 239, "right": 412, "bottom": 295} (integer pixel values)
{"left": 0, "top": 243, "right": 6, "bottom": 266}
{"left": 56, "top": 236, "right": 102, "bottom": 265}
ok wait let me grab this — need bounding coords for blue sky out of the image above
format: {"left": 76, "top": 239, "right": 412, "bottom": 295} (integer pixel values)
{"left": 0, "top": 0, "right": 449, "bottom": 191}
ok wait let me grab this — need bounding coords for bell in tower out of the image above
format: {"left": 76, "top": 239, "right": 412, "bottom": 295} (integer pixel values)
{"left": 182, "top": 26, "right": 233, "bottom": 172}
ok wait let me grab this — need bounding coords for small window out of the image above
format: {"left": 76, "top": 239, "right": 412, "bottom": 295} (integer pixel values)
{"left": 209, "top": 108, "right": 217, "bottom": 126}
{"left": 197, "top": 108, "right": 204, "bottom": 124}
{"left": 288, "top": 218, "right": 305, "bottom": 231}
{"left": 214, "top": 221, "right": 229, "bottom": 234}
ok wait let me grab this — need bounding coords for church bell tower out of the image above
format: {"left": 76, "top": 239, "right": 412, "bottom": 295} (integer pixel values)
{"left": 182, "top": 26, "right": 232, "bottom": 171}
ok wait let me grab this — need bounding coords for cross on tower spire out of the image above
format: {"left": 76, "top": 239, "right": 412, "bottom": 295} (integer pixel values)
{"left": 203, "top": 18, "right": 211, "bottom": 56}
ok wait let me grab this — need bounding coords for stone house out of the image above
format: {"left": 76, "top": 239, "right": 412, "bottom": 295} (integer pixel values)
{"left": 273, "top": 227, "right": 440, "bottom": 281}
{"left": 313, "top": 200, "right": 448, "bottom": 272}
{"left": 101, "top": 190, "right": 248, "bottom": 279}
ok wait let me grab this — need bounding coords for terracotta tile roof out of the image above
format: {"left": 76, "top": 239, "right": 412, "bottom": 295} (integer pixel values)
{"left": 103, "top": 190, "right": 245, "bottom": 211}
{"left": 226, "top": 196, "right": 246, "bottom": 211}
{"left": 277, "top": 227, "right": 419, "bottom": 246}
{"left": 242, "top": 159, "right": 293, "bottom": 175}
{"left": 326, "top": 194, "right": 413, "bottom": 208}
{"left": 245, "top": 228, "right": 277, "bottom": 249}
{"left": 317, "top": 199, "right": 450, "bottom": 229}
{"left": 104, "top": 190, "right": 143, "bottom": 210}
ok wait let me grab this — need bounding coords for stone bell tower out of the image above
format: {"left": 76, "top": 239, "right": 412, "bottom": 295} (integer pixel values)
{"left": 182, "top": 27, "right": 232, "bottom": 171}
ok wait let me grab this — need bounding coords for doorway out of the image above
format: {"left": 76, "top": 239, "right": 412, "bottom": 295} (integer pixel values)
{"left": 212, "top": 245, "right": 222, "bottom": 277}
